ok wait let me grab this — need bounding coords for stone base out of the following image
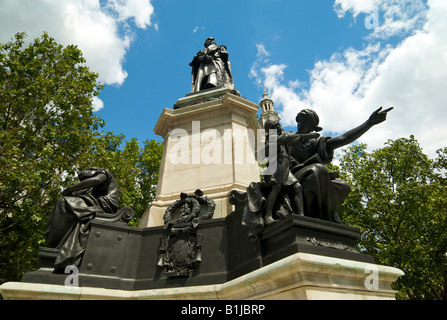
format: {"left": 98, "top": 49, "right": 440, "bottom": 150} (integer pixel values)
{"left": 174, "top": 87, "right": 240, "bottom": 109}
{"left": 141, "top": 89, "right": 261, "bottom": 227}
{"left": 0, "top": 252, "right": 403, "bottom": 300}
{"left": 18, "top": 212, "right": 379, "bottom": 291}
{"left": 5, "top": 208, "right": 404, "bottom": 300}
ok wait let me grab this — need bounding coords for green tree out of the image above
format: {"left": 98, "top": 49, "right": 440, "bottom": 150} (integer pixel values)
{"left": 336, "top": 136, "right": 447, "bottom": 300}
{"left": 0, "top": 33, "right": 162, "bottom": 284}
{"left": 76, "top": 134, "right": 162, "bottom": 226}
{"left": 0, "top": 32, "right": 104, "bottom": 283}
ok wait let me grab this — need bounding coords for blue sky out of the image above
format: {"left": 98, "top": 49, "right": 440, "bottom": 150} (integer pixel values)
{"left": 97, "top": 1, "right": 369, "bottom": 143}
{"left": 1, "top": 0, "right": 446, "bottom": 158}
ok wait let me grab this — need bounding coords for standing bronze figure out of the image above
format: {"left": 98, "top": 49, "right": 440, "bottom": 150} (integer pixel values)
{"left": 189, "top": 37, "right": 234, "bottom": 93}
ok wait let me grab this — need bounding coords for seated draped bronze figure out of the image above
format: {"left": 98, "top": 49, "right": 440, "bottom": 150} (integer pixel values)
{"left": 45, "top": 168, "right": 119, "bottom": 268}
{"left": 290, "top": 107, "right": 392, "bottom": 222}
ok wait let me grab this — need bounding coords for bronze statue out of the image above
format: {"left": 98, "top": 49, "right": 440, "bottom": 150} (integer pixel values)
{"left": 242, "top": 119, "right": 319, "bottom": 238}
{"left": 189, "top": 37, "right": 234, "bottom": 93}
{"left": 45, "top": 168, "right": 119, "bottom": 267}
{"left": 239, "top": 107, "right": 392, "bottom": 239}
{"left": 262, "top": 119, "right": 319, "bottom": 224}
{"left": 290, "top": 107, "right": 393, "bottom": 222}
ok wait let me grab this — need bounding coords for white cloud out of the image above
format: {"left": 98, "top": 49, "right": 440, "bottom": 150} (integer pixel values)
{"left": 251, "top": 0, "right": 447, "bottom": 159}
{"left": 0, "top": 0, "right": 155, "bottom": 89}
{"left": 92, "top": 96, "right": 104, "bottom": 112}
{"left": 334, "top": 0, "right": 381, "bottom": 18}
{"left": 334, "top": 0, "right": 428, "bottom": 39}
{"left": 249, "top": 44, "right": 271, "bottom": 86}
{"left": 256, "top": 44, "right": 270, "bottom": 58}
{"left": 192, "top": 26, "right": 205, "bottom": 34}
{"left": 107, "top": 0, "right": 154, "bottom": 29}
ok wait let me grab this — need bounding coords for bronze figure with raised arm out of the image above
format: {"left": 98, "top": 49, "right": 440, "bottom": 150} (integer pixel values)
{"left": 290, "top": 107, "right": 393, "bottom": 222}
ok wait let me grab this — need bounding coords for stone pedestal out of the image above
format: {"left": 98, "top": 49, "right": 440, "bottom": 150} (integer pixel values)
{"left": 0, "top": 252, "right": 403, "bottom": 300}
{"left": 1, "top": 211, "right": 404, "bottom": 300}
{"left": 140, "top": 88, "right": 261, "bottom": 227}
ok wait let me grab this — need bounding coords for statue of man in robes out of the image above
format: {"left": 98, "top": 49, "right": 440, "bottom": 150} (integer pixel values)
{"left": 189, "top": 37, "right": 234, "bottom": 93}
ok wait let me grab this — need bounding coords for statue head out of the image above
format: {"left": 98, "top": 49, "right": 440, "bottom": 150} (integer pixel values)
{"left": 78, "top": 167, "right": 105, "bottom": 181}
{"left": 264, "top": 119, "right": 282, "bottom": 135}
{"left": 204, "top": 37, "right": 216, "bottom": 48}
{"left": 296, "top": 109, "right": 323, "bottom": 133}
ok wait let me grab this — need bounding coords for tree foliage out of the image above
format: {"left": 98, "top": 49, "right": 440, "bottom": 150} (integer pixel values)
{"left": 336, "top": 136, "right": 447, "bottom": 300}
{"left": 76, "top": 134, "right": 162, "bottom": 226}
{"left": 0, "top": 33, "right": 162, "bottom": 284}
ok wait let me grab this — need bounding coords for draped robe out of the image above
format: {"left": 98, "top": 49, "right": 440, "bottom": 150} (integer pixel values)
{"left": 45, "top": 169, "right": 119, "bottom": 267}
{"left": 190, "top": 44, "right": 234, "bottom": 93}
{"left": 289, "top": 137, "right": 350, "bottom": 223}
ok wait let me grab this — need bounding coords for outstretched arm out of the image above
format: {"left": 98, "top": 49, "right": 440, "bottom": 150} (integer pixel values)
{"left": 61, "top": 173, "right": 107, "bottom": 196}
{"left": 326, "top": 107, "right": 393, "bottom": 152}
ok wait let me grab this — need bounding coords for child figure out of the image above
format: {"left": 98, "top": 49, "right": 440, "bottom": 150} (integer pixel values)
{"left": 263, "top": 119, "right": 319, "bottom": 225}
